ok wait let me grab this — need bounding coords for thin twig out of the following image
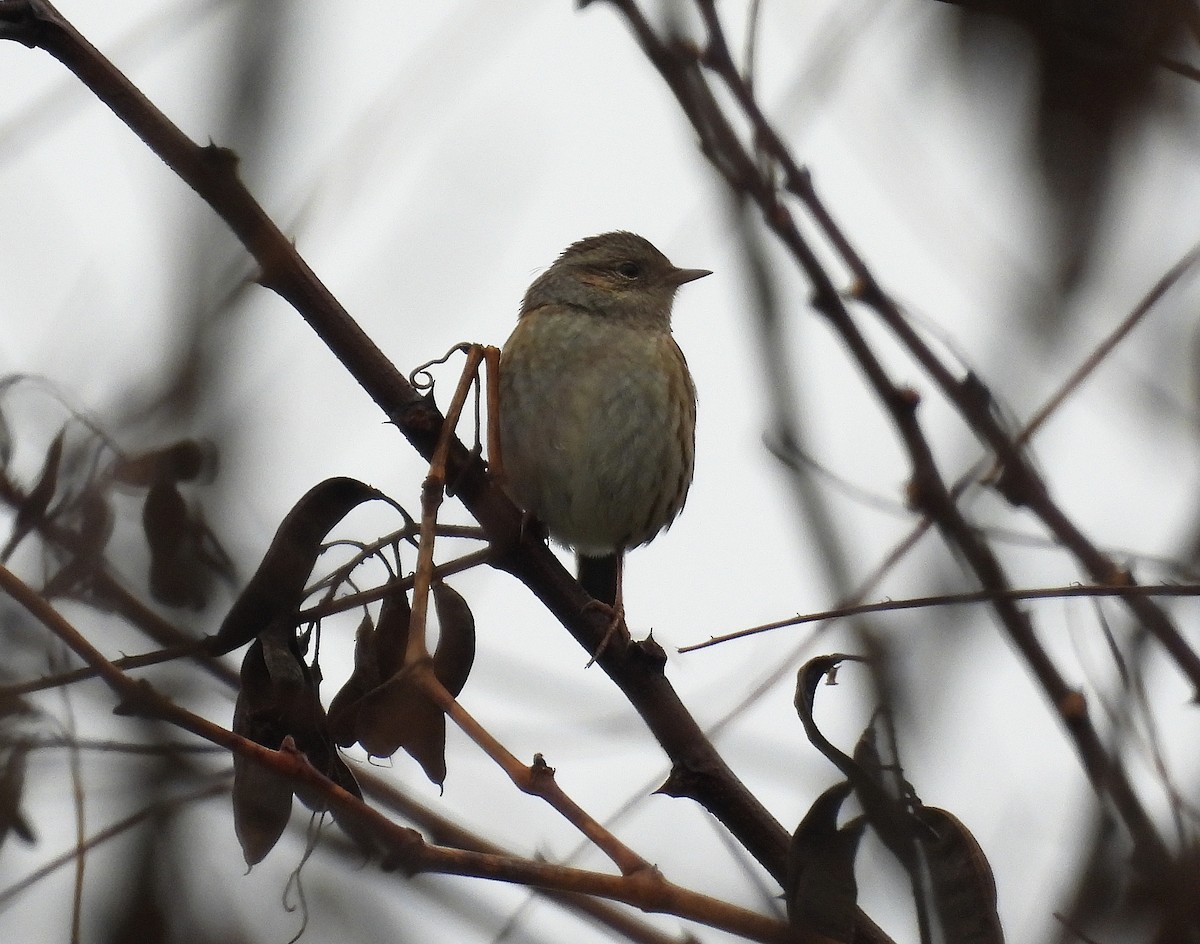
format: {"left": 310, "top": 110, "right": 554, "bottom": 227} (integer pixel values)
{"left": 692, "top": 0, "right": 1200, "bottom": 699}
{"left": 684, "top": 582, "right": 1200, "bottom": 652}
{"left": 605, "top": 0, "right": 1174, "bottom": 885}
{"left": 0, "top": 555, "right": 813, "bottom": 942}
{"left": 0, "top": 780, "right": 231, "bottom": 910}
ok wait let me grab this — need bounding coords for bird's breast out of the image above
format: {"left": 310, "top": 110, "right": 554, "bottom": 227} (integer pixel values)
{"left": 499, "top": 309, "right": 695, "bottom": 555}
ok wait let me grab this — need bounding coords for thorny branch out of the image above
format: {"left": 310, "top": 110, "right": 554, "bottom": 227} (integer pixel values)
{"left": 0, "top": 561, "right": 821, "bottom": 944}
{"left": 0, "top": 0, "right": 815, "bottom": 927}
{"left": 694, "top": 0, "right": 1200, "bottom": 699}
{"left": 599, "top": 0, "right": 1183, "bottom": 886}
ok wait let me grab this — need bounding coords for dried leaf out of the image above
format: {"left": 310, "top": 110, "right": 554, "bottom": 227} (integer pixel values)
{"left": 231, "top": 750, "right": 293, "bottom": 867}
{"left": 326, "top": 754, "right": 378, "bottom": 856}
{"left": 327, "top": 589, "right": 413, "bottom": 748}
{"left": 0, "top": 745, "right": 34, "bottom": 848}
{"left": 143, "top": 480, "right": 209, "bottom": 609}
{"left": 373, "top": 587, "right": 412, "bottom": 678}
{"left": 850, "top": 717, "right": 921, "bottom": 867}
{"left": 797, "top": 658, "right": 922, "bottom": 874}
{"left": 794, "top": 654, "right": 877, "bottom": 790}
{"left": 327, "top": 615, "right": 382, "bottom": 748}
{"left": 919, "top": 806, "right": 1005, "bottom": 944}
{"left": 1, "top": 427, "right": 65, "bottom": 561}
{"left": 209, "top": 477, "right": 379, "bottom": 655}
{"left": 232, "top": 640, "right": 294, "bottom": 865}
{"left": 354, "top": 662, "right": 448, "bottom": 787}
{"left": 339, "top": 585, "right": 468, "bottom": 787}
{"left": 432, "top": 581, "right": 475, "bottom": 697}
{"left": 785, "top": 781, "right": 863, "bottom": 941}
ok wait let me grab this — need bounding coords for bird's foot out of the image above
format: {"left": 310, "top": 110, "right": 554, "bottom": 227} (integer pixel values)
{"left": 583, "top": 600, "right": 628, "bottom": 667}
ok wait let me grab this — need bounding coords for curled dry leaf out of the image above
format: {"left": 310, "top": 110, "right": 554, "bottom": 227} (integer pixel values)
{"left": 209, "top": 477, "right": 380, "bottom": 655}
{"left": 0, "top": 745, "right": 35, "bottom": 848}
{"left": 355, "top": 661, "right": 448, "bottom": 787}
{"left": 918, "top": 806, "right": 1005, "bottom": 944}
{"left": 1, "top": 427, "right": 65, "bottom": 562}
{"left": 232, "top": 630, "right": 357, "bottom": 863}
{"left": 432, "top": 580, "right": 475, "bottom": 697}
{"left": 327, "top": 614, "right": 383, "bottom": 748}
{"left": 232, "top": 639, "right": 295, "bottom": 866}
{"left": 785, "top": 780, "right": 863, "bottom": 941}
{"left": 327, "top": 589, "right": 412, "bottom": 748}
{"left": 794, "top": 654, "right": 867, "bottom": 782}
{"left": 339, "top": 582, "right": 475, "bottom": 787}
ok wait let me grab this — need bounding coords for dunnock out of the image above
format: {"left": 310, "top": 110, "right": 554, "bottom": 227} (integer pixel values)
{"left": 499, "top": 231, "right": 709, "bottom": 609}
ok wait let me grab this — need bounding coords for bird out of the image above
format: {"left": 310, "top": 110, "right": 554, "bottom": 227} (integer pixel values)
{"left": 498, "top": 231, "right": 709, "bottom": 628}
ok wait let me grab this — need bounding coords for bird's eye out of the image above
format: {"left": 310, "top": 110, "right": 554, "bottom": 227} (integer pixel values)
{"left": 616, "top": 261, "right": 641, "bottom": 279}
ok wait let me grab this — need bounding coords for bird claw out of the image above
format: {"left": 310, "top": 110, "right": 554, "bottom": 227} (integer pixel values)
{"left": 583, "top": 599, "right": 628, "bottom": 667}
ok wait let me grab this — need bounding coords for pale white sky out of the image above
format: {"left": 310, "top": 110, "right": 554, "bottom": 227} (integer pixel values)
{"left": 2, "top": 2, "right": 1199, "bottom": 942}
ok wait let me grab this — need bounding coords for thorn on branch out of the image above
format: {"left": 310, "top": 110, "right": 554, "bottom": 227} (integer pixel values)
{"left": 390, "top": 395, "right": 445, "bottom": 442}
{"left": 655, "top": 764, "right": 700, "bottom": 799}
{"left": 529, "top": 752, "right": 556, "bottom": 784}
{"left": 767, "top": 198, "right": 792, "bottom": 232}
{"left": 785, "top": 162, "right": 813, "bottom": 194}
{"left": 987, "top": 461, "right": 1036, "bottom": 509}
{"left": 631, "top": 631, "right": 667, "bottom": 670}
{"left": 200, "top": 140, "right": 239, "bottom": 174}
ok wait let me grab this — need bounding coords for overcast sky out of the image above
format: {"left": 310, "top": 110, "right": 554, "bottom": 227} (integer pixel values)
{"left": 2, "top": 2, "right": 1199, "bottom": 942}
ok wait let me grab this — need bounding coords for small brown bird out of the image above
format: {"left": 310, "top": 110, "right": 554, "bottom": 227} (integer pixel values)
{"left": 499, "top": 231, "right": 709, "bottom": 611}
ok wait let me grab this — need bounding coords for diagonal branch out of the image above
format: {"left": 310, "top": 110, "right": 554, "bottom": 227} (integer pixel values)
{"left": 0, "top": 0, "right": 796, "bottom": 896}
{"left": 0, "top": 562, "right": 824, "bottom": 944}
{"left": 690, "top": 0, "right": 1200, "bottom": 700}
{"left": 599, "top": 0, "right": 1174, "bottom": 884}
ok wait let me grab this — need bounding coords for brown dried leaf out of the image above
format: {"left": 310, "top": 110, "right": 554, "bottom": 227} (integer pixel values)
{"left": 373, "top": 587, "right": 412, "bottom": 678}
{"left": 355, "top": 663, "right": 447, "bottom": 788}
{"left": 919, "top": 806, "right": 1005, "bottom": 944}
{"left": 327, "top": 614, "right": 382, "bottom": 748}
{"left": 326, "top": 754, "right": 379, "bottom": 856}
{"left": 432, "top": 580, "right": 475, "bottom": 697}
{"left": 851, "top": 717, "right": 920, "bottom": 867}
{"left": 327, "top": 588, "right": 413, "bottom": 748}
{"left": 785, "top": 781, "right": 862, "bottom": 941}
{"left": 231, "top": 640, "right": 294, "bottom": 865}
{"left": 1, "top": 427, "right": 65, "bottom": 561}
{"left": 231, "top": 750, "right": 293, "bottom": 867}
{"left": 0, "top": 745, "right": 34, "bottom": 848}
{"left": 209, "top": 477, "right": 379, "bottom": 655}
{"left": 143, "top": 480, "right": 208, "bottom": 609}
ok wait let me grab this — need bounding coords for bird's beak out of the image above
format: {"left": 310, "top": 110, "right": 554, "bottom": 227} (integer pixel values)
{"left": 670, "top": 267, "right": 712, "bottom": 286}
